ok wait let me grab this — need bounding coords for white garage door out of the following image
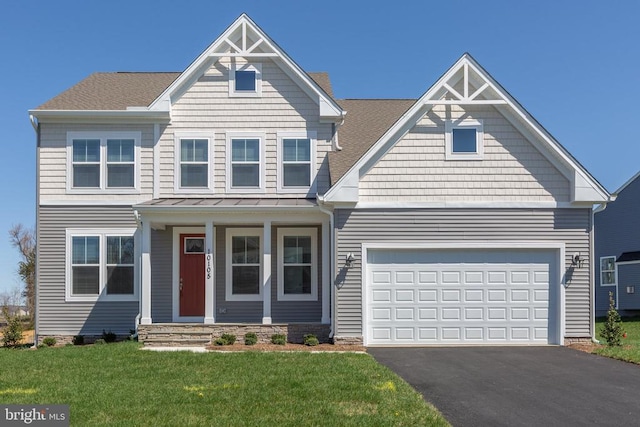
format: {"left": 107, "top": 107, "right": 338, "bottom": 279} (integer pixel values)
{"left": 365, "top": 249, "right": 558, "bottom": 346}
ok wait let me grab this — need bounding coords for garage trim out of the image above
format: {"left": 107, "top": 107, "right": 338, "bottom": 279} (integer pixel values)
{"left": 361, "top": 242, "right": 566, "bottom": 346}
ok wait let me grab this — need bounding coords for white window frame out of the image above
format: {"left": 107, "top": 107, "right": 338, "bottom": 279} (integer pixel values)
{"left": 277, "top": 227, "right": 318, "bottom": 301}
{"left": 66, "top": 131, "right": 141, "bottom": 194}
{"left": 225, "top": 228, "right": 263, "bottom": 302}
{"left": 65, "top": 228, "right": 139, "bottom": 302}
{"left": 600, "top": 256, "right": 617, "bottom": 287}
{"left": 174, "top": 132, "right": 214, "bottom": 194}
{"left": 229, "top": 63, "right": 262, "bottom": 98}
{"left": 276, "top": 131, "right": 317, "bottom": 193}
{"left": 225, "top": 132, "right": 266, "bottom": 193}
{"left": 445, "top": 119, "right": 484, "bottom": 160}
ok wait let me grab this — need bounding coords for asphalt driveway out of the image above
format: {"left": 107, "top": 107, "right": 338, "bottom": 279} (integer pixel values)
{"left": 369, "top": 346, "right": 640, "bottom": 427}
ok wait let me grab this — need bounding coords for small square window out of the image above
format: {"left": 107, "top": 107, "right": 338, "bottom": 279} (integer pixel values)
{"left": 229, "top": 64, "right": 262, "bottom": 98}
{"left": 445, "top": 120, "right": 484, "bottom": 160}
{"left": 235, "top": 70, "right": 256, "bottom": 91}
{"left": 452, "top": 128, "right": 477, "bottom": 153}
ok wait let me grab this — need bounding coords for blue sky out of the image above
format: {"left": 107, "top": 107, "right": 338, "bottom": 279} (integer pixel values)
{"left": 0, "top": 1, "right": 638, "bottom": 295}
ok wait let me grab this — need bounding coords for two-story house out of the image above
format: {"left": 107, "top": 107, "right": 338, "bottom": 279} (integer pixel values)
{"left": 30, "top": 14, "right": 612, "bottom": 347}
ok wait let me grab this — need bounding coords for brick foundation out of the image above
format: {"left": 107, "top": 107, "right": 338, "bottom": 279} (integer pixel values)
{"left": 564, "top": 337, "right": 594, "bottom": 345}
{"left": 36, "top": 334, "right": 129, "bottom": 346}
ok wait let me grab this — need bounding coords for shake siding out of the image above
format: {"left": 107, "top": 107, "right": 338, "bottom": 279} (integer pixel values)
{"left": 37, "top": 206, "right": 138, "bottom": 335}
{"left": 359, "top": 105, "right": 570, "bottom": 202}
{"left": 162, "top": 59, "right": 332, "bottom": 197}
{"left": 334, "top": 208, "right": 592, "bottom": 338}
{"left": 38, "top": 123, "right": 155, "bottom": 203}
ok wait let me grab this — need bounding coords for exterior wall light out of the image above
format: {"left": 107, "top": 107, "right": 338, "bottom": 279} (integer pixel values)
{"left": 346, "top": 253, "right": 355, "bottom": 268}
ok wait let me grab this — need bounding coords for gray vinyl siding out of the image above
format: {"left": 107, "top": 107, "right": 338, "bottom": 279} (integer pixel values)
{"left": 271, "top": 225, "right": 323, "bottom": 323}
{"left": 37, "top": 206, "right": 138, "bottom": 336}
{"left": 618, "top": 264, "right": 640, "bottom": 312}
{"left": 151, "top": 228, "right": 173, "bottom": 322}
{"left": 595, "top": 176, "right": 640, "bottom": 315}
{"left": 215, "top": 226, "right": 262, "bottom": 322}
{"left": 334, "top": 208, "right": 592, "bottom": 339}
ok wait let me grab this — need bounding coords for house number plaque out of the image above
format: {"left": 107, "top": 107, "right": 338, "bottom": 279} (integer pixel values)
{"left": 206, "top": 249, "right": 212, "bottom": 280}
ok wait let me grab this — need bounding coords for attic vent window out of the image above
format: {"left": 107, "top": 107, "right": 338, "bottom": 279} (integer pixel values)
{"left": 235, "top": 70, "right": 256, "bottom": 91}
{"left": 229, "top": 63, "right": 262, "bottom": 97}
{"left": 445, "top": 119, "right": 484, "bottom": 160}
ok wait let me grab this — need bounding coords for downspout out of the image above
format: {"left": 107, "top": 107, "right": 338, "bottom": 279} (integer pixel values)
{"left": 317, "top": 195, "right": 336, "bottom": 338}
{"left": 590, "top": 207, "right": 599, "bottom": 344}
{"left": 332, "top": 115, "right": 345, "bottom": 151}
{"left": 30, "top": 115, "right": 39, "bottom": 347}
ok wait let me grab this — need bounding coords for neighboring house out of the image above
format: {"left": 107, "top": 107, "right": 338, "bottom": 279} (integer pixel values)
{"left": 30, "top": 14, "right": 612, "bottom": 347}
{"left": 595, "top": 171, "right": 640, "bottom": 317}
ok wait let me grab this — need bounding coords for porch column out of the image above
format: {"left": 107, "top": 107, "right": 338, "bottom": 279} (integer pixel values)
{"left": 204, "top": 221, "right": 215, "bottom": 324}
{"left": 321, "top": 218, "right": 330, "bottom": 324}
{"left": 262, "top": 220, "right": 272, "bottom": 324}
{"left": 140, "top": 220, "right": 152, "bottom": 325}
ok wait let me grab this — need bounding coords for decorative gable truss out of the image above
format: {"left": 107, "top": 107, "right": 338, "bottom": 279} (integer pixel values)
{"left": 322, "top": 53, "right": 611, "bottom": 205}
{"left": 149, "top": 14, "right": 344, "bottom": 122}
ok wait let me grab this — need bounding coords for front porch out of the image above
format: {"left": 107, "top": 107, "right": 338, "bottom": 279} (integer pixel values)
{"left": 134, "top": 198, "right": 333, "bottom": 345}
{"left": 138, "top": 323, "right": 331, "bottom": 347}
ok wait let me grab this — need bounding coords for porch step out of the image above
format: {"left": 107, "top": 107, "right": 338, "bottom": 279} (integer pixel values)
{"left": 141, "top": 329, "right": 212, "bottom": 347}
{"left": 144, "top": 337, "right": 211, "bottom": 347}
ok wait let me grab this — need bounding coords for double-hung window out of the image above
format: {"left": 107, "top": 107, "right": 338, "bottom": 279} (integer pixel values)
{"left": 106, "top": 139, "right": 135, "bottom": 188}
{"left": 229, "top": 63, "right": 262, "bottom": 97}
{"left": 66, "top": 229, "right": 137, "bottom": 301}
{"left": 226, "top": 229, "right": 262, "bottom": 301}
{"left": 174, "top": 133, "right": 213, "bottom": 193}
{"left": 445, "top": 119, "right": 484, "bottom": 160}
{"left": 67, "top": 132, "right": 140, "bottom": 193}
{"left": 600, "top": 256, "right": 616, "bottom": 286}
{"left": 277, "top": 132, "right": 316, "bottom": 192}
{"left": 277, "top": 228, "right": 317, "bottom": 301}
{"left": 226, "top": 133, "right": 265, "bottom": 192}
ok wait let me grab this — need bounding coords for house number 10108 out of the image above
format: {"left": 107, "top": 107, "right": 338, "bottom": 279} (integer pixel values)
{"left": 206, "top": 250, "right": 212, "bottom": 280}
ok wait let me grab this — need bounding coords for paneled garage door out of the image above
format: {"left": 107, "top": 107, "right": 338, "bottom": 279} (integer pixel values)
{"left": 365, "top": 249, "right": 559, "bottom": 345}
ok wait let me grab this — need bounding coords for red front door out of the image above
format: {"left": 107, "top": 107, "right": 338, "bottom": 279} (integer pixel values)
{"left": 180, "top": 234, "right": 205, "bottom": 317}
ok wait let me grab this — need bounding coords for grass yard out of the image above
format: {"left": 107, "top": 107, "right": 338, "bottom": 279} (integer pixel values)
{"left": 593, "top": 317, "right": 640, "bottom": 364}
{"left": 0, "top": 342, "right": 448, "bottom": 426}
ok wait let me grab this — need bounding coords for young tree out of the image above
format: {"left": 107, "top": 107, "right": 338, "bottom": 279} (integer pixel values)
{"left": 600, "top": 291, "right": 624, "bottom": 347}
{"left": 9, "top": 224, "right": 35, "bottom": 325}
{"left": 1, "top": 286, "right": 25, "bottom": 347}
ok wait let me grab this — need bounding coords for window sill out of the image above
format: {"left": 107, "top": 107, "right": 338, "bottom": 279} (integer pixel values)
{"left": 65, "top": 295, "right": 139, "bottom": 303}
{"left": 66, "top": 189, "right": 141, "bottom": 195}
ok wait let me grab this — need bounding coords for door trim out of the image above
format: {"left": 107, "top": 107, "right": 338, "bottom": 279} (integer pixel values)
{"left": 361, "top": 241, "right": 566, "bottom": 346}
{"left": 173, "top": 226, "right": 207, "bottom": 322}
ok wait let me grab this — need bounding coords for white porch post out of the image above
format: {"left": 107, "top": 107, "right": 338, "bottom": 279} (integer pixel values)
{"left": 321, "top": 218, "right": 330, "bottom": 324}
{"left": 262, "top": 220, "right": 272, "bottom": 324}
{"left": 204, "top": 221, "right": 215, "bottom": 324}
{"left": 140, "top": 220, "right": 152, "bottom": 325}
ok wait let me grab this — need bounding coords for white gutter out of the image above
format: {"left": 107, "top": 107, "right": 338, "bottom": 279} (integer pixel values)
{"left": 29, "top": 114, "right": 38, "bottom": 132}
{"left": 317, "top": 195, "right": 336, "bottom": 338}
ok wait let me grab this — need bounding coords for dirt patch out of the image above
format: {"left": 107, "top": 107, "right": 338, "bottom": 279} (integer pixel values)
{"left": 567, "top": 342, "right": 600, "bottom": 353}
{"left": 206, "top": 342, "right": 366, "bottom": 352}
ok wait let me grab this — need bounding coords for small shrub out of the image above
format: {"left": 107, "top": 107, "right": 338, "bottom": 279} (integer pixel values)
{"left": 271, "top": 334, "right": 286, "bottom": 345}
{"left": 244, "top": 332, "right": 258, "bottom": 346}
{"left": 42, "top": 337, "right": 56, "bottom": 347}
{"left": 303, "top": 334, "right": 319, "bottom": 346}
{"left": 102, "top": 330, "right": 117, "bottom": 343}
{"left": 1, "top": 309, "right": 24, "bottom": 348}
{"left": 72, "top": 335, "right": 84, "bottom": 346}
{"left": 214, "top": 334, "right": 236, "bottom": 346}
{"left": 221, "top": 333, "right": 236, "bottom": 345}
{"left": 601, "top": 291, "right": 624, "bottom": 346}
{"left": 37, "top": 344, "right": 46, "bottom": 349}
{"left": 94, "top": 339, "right": 106, "bottom": 345}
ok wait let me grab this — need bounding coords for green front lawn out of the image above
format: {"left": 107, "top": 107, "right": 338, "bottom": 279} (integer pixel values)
{"left": 0, "top": 342, "right": 448, "bottom": 426}
{"left": 594, "top": 317, "right": 640, "bottom": 364}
